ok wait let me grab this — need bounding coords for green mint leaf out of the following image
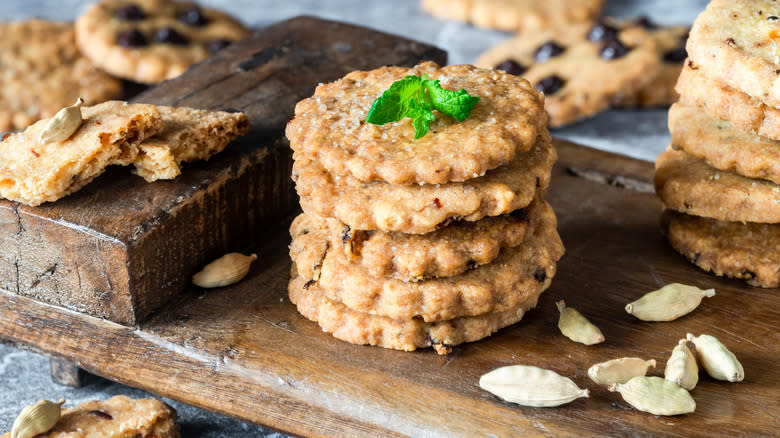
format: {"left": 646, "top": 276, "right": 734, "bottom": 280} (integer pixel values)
{"left": 424, "top": 79, "right": 480, "bottom": 122}
{"left": 365, "top": 75, "right": 425, "bottom": 125}
{"left": 365, "top": 74, "right": 479, "bottom": 139}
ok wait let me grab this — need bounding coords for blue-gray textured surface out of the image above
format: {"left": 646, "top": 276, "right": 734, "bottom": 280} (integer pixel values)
{"left": 0, "top": 0, "right": 709, "bottom": 436}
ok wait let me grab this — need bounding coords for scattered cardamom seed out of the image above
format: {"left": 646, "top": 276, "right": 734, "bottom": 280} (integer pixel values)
{"left": 192, "top": 252, "right": 257, "bottom": 288}
{"left": 664, "top": 339, "right": 699, "bottom": 390}
{"left": 12, "top": 398, "right": 65, "bottom": 438}
{"left": 686, "top": 333, "right": 744, "bottom": 382}
{"left": 588, "top": 357, "right": 656, "bottom": 387}
{"left": 609, "top": 376, "right": 695, "bottom": 416}
{"left": 39, "top": 98, "right": 84, "bottom": 144}
{"left": 556, "top": 300, "right": 604, "bottom": 345}
{"left": 479, "top": 365, "right": 589, "bottom": 407}
{"left": 625, "top": 283, "right": 715, "bottom": 321}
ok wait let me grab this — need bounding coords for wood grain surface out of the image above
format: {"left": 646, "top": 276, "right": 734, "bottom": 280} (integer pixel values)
{"left": 0, "top": 16, "right": 446, "bottom": 325}
{"left": 0, "top": 139, "right": 777, "bottom": 437}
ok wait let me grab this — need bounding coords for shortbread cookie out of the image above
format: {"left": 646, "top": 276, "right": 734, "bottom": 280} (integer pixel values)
{"left": 676, "top": 61, "right": 780, "bottom": 141}
{"left": 293, "top": 198, "right": 544, "bottom": 281}
{"left": 289, "top": 270, "right": 549, "bottom": 354}
{"left": 0, "top": 19, "right": 122, "bottom": 132}
{"left": 661, "top": 210, "right": 780, "bottom": 288}
{"left": 0, "top": 101, "right": 162, "bottom": 206}
{"left": 655, "top": 148, "right": 780, "bottom": 224}
{"left": 686, "top": 0, "right": 780, "bottom": 109}
{"left": 420, "top": 0, "right": 604, "bottom": 32}
{"left": 669, "top": 103, "right": 780, "bottom": 185}
{"left": 287, "top": 62, "right": 547, "bottom": 185}
{"left": 1, "top": 395, "right": 179, "bottom": 438}
{"left": 291, "top": 205, "right": 563, "bottom": 322}
{"left": 133, "top": 106, "right": 249, "bottom": 181}
{"left": 293, "top": 132, "right": 556, "bottom": 234}
{"left": 477, "top": 22, "right": 660, "bottom": 127}
{"left": 75, "top": 0, "right": 250, "bottom": 84}
{"left": 614, "top": 20, "right": 689, "bottom": 108}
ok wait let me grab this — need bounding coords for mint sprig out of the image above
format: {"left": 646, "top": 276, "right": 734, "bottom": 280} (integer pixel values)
{"left": 365, "top": 75, "right": 480, "bottom": 139}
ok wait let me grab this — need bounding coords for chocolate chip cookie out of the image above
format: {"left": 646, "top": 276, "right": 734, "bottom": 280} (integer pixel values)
{"left": 661, "top": 209, "right": 780, "bottom": 288}
{"left": 669, "top": 103, "right": 780, "bottom": 185}
{"left": 655, "top": 148, "right": 780, "bottom": 224}
{"left": 75, "top": 0, "right": 250, "bottom": 84}
{"left": 420, "top": 0, "right": 604, "bottom": 32}
{"left": 686, "top": 0, "right": 780, "bottom": 109}
{"left": 0, "top": 19, "right": 122, "bottom": 132}
{"left": 477, "top": 21, "right": 660, "bottom": 127}
{"left": 287, "top": 62, "right": 547, "bottom": 185}
{"left": 292, "top": 132, "right": 556, "bottom": 234}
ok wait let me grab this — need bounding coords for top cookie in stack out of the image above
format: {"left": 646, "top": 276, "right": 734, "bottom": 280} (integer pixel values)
{"left": 286, "top": 61, "right": 564, "bottom": 354}
{"left": 655, "top": 0, "right": 780, "bottom": 288}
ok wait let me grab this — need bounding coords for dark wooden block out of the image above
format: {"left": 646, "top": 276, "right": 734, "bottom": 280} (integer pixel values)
{"left": 50, "top": 358, "right": 94, "bottom": 388}
{"left": 0, "top": 16, "right": 446, "bottom": 325}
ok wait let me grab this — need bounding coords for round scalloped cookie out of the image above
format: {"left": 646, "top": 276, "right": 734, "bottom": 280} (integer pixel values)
{"left": 477, "top": 22, "right": 660, "bottom": 127}
{"left": 75, "top": 0, "right": 249, "bottom": 84}
{"left": 686, "top": 0, "right": 780, "bottom": 109}
{"left": 293, "top": 132, "right": 556, "bottom": 234}
{"left": 676, "top": 61, "right": 780, "bottom": 141}
{"left": 290, "top": 196, "right": 543, "bottom": 282}
{"left": 286, "top": 61, "right": 547, "bottom": 185}
{"left": 420, "top": 0, "right": 604, "bottom": 32}
{"left": 290, "top": 204, "right": 563, "bottom": 322}
{"left": 661, "top": 210, "right": 780, "bottom": 288}
{"left": 669, "top": 103, "right": 780, "bottom": 185}
{"left": 655, "top": 148, "right": 780, "bottom": 224}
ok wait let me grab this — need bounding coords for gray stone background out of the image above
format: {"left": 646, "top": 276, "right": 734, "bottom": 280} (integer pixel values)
{"left": 0, "top": 0, "right": 709, "bottom": 436}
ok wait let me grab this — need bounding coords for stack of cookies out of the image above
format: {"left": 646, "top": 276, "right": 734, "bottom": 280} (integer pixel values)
{"left": 655, "top": 0, "right": 780, "bottom": 288}
{"left": 286, "top": 61, "right": 564, "bottom": 354}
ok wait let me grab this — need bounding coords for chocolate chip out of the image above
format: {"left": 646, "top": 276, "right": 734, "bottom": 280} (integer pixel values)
{"left": 494, "top": 59, "right": 527, "bottom": 76}
{"left": 769, "top": 16, "right": 779, "bottom": 21}
{"left": 600, "top": 38, "right": 629, "bottom": 60}
{"left": 534, "top": 41, "right": 565, "bottom": 62}
{"left": 117, "top": 3, "right": 145, "bottom": 20}
{"left": 116, "top": 29, "right": 147, "bottom": 47}
{"left": 533, "top": 268, "right": 547, "bottom": 283}
{"left": 635, "top": 16, "right": 657, "bottom": 29}
{"left": 178, "top": 5, "right": 208, "bottom": 26}
{"left": 154, "top": 27, "right": 189, "bottom": 45}
{"left": 207, "top": 38, "right": 233, "bottom": 54}
{"left": 663, "top": 46, "right": 687, "bottom": 63}
{"left": 535, "top": 75, "right": 565, "bottom": 95}
{"left": 588, "top": 22, "right": 618, "bottom": 42}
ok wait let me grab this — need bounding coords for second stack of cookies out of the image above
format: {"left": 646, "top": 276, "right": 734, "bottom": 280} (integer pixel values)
{"left": 655, "top": 0, "right": 780, "bottom": 288}
{"left": 286, "top": 61, "right": 564, "bottom": 354}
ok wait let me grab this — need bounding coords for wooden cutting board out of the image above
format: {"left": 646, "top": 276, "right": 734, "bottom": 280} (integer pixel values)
{"left": 0, "top": 16, "right": 778, "bottom": 438}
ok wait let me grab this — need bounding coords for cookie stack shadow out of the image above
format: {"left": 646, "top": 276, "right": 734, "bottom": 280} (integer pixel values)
{"left": 285, "top": 62, "right": 564, "bottom": 354}
{"left": 655, "top": 0, "right": 780, "bottom": 288}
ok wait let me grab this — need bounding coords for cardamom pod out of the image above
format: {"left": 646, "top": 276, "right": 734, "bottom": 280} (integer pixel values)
{"left": 192, "top": 252, "right": 257, "bottom": 288}
{"left": 556, "top": 300, "right": 604, "bottom": 345}
{"left": 588, "top": 357, "right": 656, "bottom": 387}
{"left": 664, "top": 339, "right": 699, "bottom": 390}
{"left": 609, "top": 376, "right": 695, "bottom": 416}
{"left": 39, "top": 98, "right": 84, "bottom": 144}
{"left": 479, "top": 365, "right": 589, "bottom": 407}
{"left": 625, "top": 283, "right": 715, "bottom": 321}
{"left": 686, "top": 333, "right": 744, "bottom": 382}
{"left": 12, "top": 398, "right": 65, "bottom": 438}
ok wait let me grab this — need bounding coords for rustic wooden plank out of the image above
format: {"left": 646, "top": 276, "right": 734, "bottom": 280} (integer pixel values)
{"left": 0, "top": 16, "right": 446, "bottom": 325}
{"left": 0, "top": 139, "right": 776, "bottom": 437}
